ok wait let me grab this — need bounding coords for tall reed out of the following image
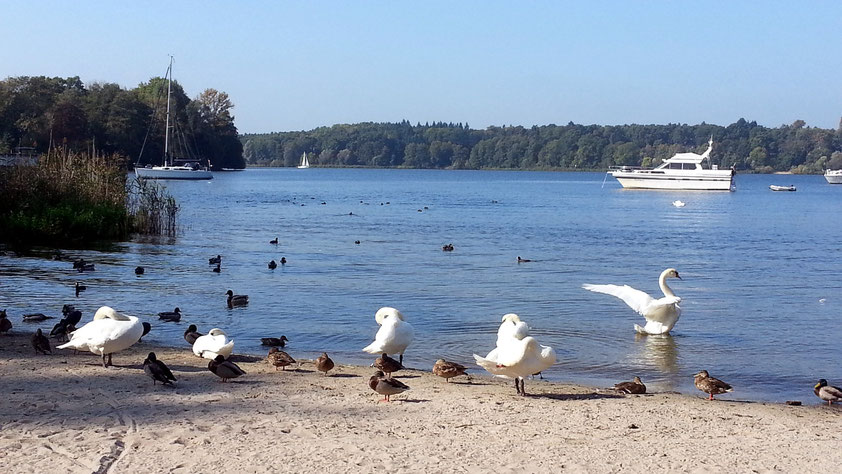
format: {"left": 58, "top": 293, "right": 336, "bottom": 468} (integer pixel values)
{"left": 0, "top": 148, "right": 178, "bottom": 245}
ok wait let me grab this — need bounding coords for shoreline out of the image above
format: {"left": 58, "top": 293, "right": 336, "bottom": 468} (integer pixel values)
{"left": 2, "top": 333, "right": 842, "bottom": 472}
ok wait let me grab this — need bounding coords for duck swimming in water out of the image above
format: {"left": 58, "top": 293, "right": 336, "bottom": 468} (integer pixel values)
{"left": 208, "top": 255, "right": 222, "bottom": 265}
{"left": 158, "top": 307, "right": 182, "bottom": 322}
{"left": 226, "top": 290, "right": 249, "bottom": 307}
{"left": 260, "top": 335, "right": 288, "bottom": 347}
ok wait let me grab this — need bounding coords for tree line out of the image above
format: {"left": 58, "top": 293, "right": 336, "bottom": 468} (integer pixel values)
{"left": 241, "top": 118, "right": 842, "bottom": 173}
{"left": 0, "top": 75, "right": 245, "bottom": 169}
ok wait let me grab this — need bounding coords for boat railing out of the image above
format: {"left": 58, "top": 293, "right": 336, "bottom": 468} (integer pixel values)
{"left": 608, "top": 165, "right": 646, "bottom": 172}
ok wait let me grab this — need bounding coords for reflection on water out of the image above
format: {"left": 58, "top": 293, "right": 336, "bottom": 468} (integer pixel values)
{"left": 633, "top": 333, "right": 679, "bottom": 380}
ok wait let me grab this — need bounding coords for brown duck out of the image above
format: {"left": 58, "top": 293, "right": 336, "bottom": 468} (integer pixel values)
{"left": 209, "top": 354, "right": 246, "bottom": 382}
{"left": 694, "top": 370, "right": 733, "bottom": 400}
{"left": 373, "top": 353, "right": 403, "bottom": 377}
{"left": 267, "top": 347, "right": 296, "bottom": 371}
{"left": 369, "top": 370, "right": 409, "bottom": 402}
{"left": 315, "top": 352, "right": 335, "bottom": 376}
{"left": 31, "top": 328, "right": 51, "bottom": 355}
{"left": 814, "top": 379, "right": 842, "bottom": 405}
{"left": 614, "top": 376, "right": 646, "bottom": 394}
{"left": 0, "top": 310, "right": 11, "bottom": 334}
{"left": 432, "top": 358, "right": 468, "bottom": 382}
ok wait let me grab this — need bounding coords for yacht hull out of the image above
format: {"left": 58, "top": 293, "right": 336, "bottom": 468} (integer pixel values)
{"left": 825, "top": 171, "right": 842, "bottom": 184}
{"left": 135, "top": 167, "right": 213, "bottom": 180}
{"left": 612, "top": 171, "right": 733, "bottom": 191}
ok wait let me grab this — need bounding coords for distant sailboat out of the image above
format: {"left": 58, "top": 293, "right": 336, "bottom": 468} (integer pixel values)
{"left": 135, "top": 56, "right": 213, "bottom": 180}
{"left": 297, "top": 152, "right": 310, "bottom": 169}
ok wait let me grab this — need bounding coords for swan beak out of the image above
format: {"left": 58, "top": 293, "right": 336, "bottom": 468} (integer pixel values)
{"left": 676, "top": 273, "right": 682, "bottom": 280}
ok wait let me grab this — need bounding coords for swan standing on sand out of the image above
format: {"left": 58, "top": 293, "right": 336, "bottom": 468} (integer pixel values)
{"left": 192, "top": 328, "right": 235, "bottom": 360}
{"left": 474, "top": 314, "right": 556, "bottom": 396}
{"left": 57, "top": 306, "right": 144, "bottom": 367}
{"left": 583, "top": 268, "right": 682, "bottom": 335}
{"left": 362, "top": 307, "right": 414, "bottom": 365}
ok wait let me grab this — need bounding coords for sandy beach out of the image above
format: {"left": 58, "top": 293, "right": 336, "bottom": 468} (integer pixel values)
{"left": 1, "top": 332, "right": 840, "bottom": 473}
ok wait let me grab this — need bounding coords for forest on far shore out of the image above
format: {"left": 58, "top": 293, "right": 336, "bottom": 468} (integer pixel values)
{"left": 241, "top": 118, "right": 842, "bottom": 173}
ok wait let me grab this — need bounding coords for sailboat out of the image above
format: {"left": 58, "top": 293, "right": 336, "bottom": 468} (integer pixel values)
{"left": 135, "top": 57, "right": 213, "bottom": 180}
{"left": 297, "top": 152, "right": 310, "bottom": 169}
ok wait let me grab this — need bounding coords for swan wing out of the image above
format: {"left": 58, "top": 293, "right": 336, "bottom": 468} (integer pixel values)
{"left": 583, "top": 284, "right": 655, "bottom": 316}
{"left": 363, "top": 319, "right": 413, "bottom": 354}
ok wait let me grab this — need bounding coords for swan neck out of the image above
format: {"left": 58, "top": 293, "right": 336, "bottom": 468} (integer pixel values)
{"left": 659, "top": 272, "right": 675, "bottom": 298}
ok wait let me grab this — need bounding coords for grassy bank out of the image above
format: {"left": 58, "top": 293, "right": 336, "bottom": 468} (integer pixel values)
{"left": 0, "top": 149, "right": 176, "bottom": 246}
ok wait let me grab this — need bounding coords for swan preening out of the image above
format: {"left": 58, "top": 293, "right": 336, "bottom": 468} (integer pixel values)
{"left": 192, "top": 328, "right": 235, "bottom": 360}
{"left": 57, "top": 306, "right": 144, "bottom": 367}
{"left": 583, "top": 268, "right": 682, "bottom": 335}
{"left": 362, "top": 307, "right": 414, "bottom": 364}
{"left": 474, "top": 313, "right": 556, "bottom": 396}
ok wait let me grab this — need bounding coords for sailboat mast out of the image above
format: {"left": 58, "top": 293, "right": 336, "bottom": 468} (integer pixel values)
{"left": 164, "top": 56, "right": 173, "bottom": 166}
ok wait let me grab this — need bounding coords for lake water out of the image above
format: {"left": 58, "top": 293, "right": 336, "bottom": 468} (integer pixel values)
{"left": 2, "top": 169, "right": 841, "bottom": 403}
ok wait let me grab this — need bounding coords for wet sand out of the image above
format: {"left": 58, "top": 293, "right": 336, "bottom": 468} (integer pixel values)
{"left": 1, "top": 332, "right": 841, "bottom": 473}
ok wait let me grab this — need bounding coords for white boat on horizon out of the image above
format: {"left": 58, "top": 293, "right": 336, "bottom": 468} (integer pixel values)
{"left": 297, "top": 152, "right": 310, "bottom": 169}
{"left": 608, "top": 138, "right": 734, "bottom": 191}
{"left": 824, "top": 169, "right": 842, "bottom": 184}
{"left": 135, "top": 57, "right": 213, "bottom": 180}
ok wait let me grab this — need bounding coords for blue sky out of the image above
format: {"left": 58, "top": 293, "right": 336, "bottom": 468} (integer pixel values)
{"left": 2, "top": 1, "right": 841, "bottom": 133}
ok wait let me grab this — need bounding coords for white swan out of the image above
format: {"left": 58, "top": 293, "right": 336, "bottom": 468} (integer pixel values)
{"left": 672, "top": 200, "right": 686, "bottom": 207}
{"left": 362, "top": 307, "right": 414, "bottom": 364}
{"left": 57, "top": 306, "right": 144, "bottom": 367}
{"left": 192, "top": 328, "right": 235, "bottom": 360}
{"left": 497, "top": 313, "right": 530, "bottom": 347}
{"left": 474, "top": 314, "right": 556, "bottom": 396}
{"left": 583, "top": 268, "right": 682, "bottom": 335}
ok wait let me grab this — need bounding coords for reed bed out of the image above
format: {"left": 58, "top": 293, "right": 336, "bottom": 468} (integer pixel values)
{"left": 0, "top": 149, "right": 177, "bottom": 245}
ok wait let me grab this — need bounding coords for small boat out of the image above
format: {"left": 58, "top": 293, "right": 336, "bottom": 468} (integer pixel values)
{"left": 607, "top": 138, "right": 734, "bottom": 191}
{"left": 769, "top": 185, "right": 796, "bottom": 192}
{"left": 297, "top": 151, "right": 310, "bottom": 169}
{"left": 135, "top": 56, "right": 213, "bottom": 180}
{"left": 824, "top": 169, "right": 842, "bottom": 184}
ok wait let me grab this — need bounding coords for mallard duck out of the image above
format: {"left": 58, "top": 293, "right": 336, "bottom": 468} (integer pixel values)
{"left": 614, "top": 376, "right": 647, "bottom": 394}
{"left": 583, "top": 268, "right": 682, "bottom": 335}
{"left": 50, "top": 319, "right": 72, "bottom": 341}
{"left": 183, "top": 324, "right": 201, "bottom": 345}
{"left": 143, "top": 352, "right": 176, "bottom": 385}
{"left": 269, "top": 237, "right": 278, "bottom": 244}
{"left": 694, "top": 370, "right": 733, "bottom": 400}
{"left": 315, "top": 352, "right": 334, "bottom": 376}
{"left": 139, "top": 322, "right": 152, "bottom": 342}
{"left": 135, "top": 266, "right": 145, "bottom": 275}
{"left": 157, "top": 307, "right": 181, "bottom": 322}
{"left": 814, "top": 379, "right": 842, "bottom": 405}
{"left": 75, "top": 282, "right": 87, "bottom": 297}
{"left": 280, "top": 257, "right": 286, "bottom": 265}
{"left": 192, "top": 328, "right": 234, "bottom": 360}
{"left": 62, "top": 306, "right": 82, "bottom": 326}
{"left": 212, "top": 263, "right": 221, "bottom": 273}
{"left": 267, "top": 347, "right": 296, "bottom": 371}
{"left": 362, "top": 307, "right": 414, "bottom": 365}
{"left": 208, "top": 255, "right": 222, "bottom": 265}
{"left": 0, "top": 310, "right": 11, "bottom": 334}
{"left": 72, "top": 258, "right": 87, "bottom": 269}
{"left": 260, "top": 336, "right": 288, "bottom": 347}
{"left": 369, "top": 370, "right": 409, "bottom": 402}
{"left": 31, "top": 328, "right": 51, "bottom": 355}
{"left": 23, "top": 313, "right": 52, "bottom": 322}
{"left": 432, "top": 359, "right": 468, "bottom": 382}
{"left": 226, "top": 290, "right": 248, "bottom": 307}
{"left": 57, "top": 306, "right": 144, "bottom": 368}
{"left": 268, "top": 260, "right": 277, "bottom": 269}
{"left": 373, "top": 353, "right": 403, "bottom": 377}
{"left": 209, "top": 354, "right": 246, "bottom": 382}
{"left": 77, "top": 263, "right": 95, "bottom": 272}
{"left": 442, "top": 243, "right": 454, "bottom": 252}
{"left": 474, "top": 314, "right": 556, "bottom": 396}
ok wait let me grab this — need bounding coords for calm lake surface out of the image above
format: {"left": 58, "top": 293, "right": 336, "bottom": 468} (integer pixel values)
{"left": 2, "top": 169, "right": 841, "bottom": 402}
